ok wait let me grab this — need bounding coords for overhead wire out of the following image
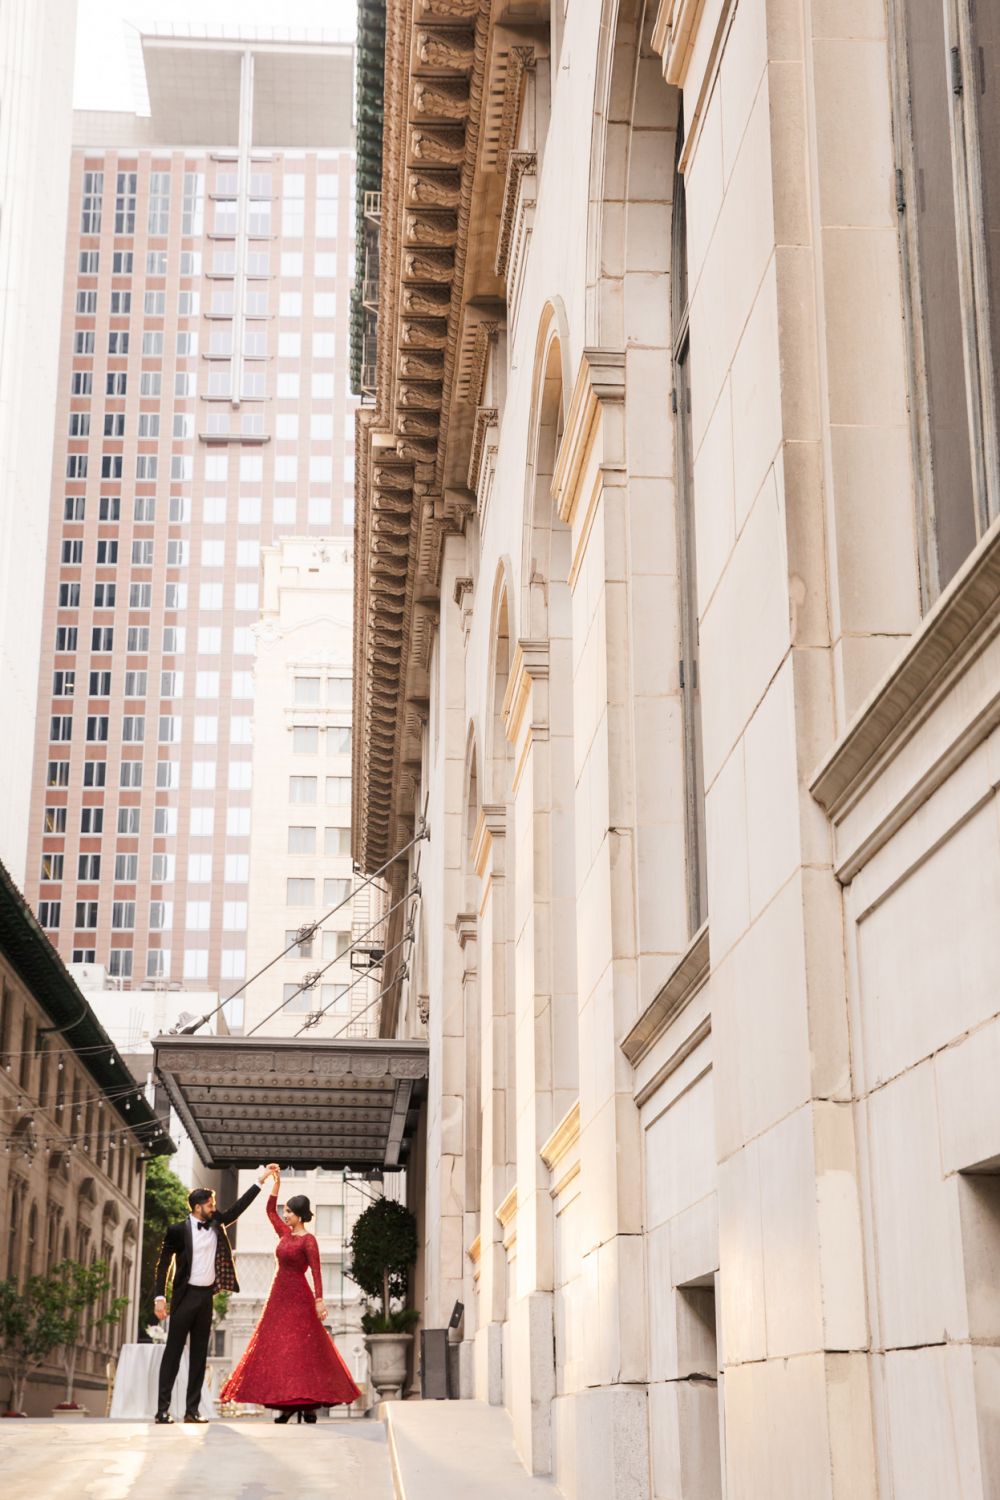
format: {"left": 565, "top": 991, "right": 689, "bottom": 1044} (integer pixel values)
{"left": 243, "top": 882, "right": 416, "bottom": 1038}
{"left": 296, "top": 817, "right": 426, "bottom": 1039}
{"left": 172, "top": 820, "right": 429, "bottom": 1037}
{"left": 292, "top": 918, "right": 415, "bottom": 1036}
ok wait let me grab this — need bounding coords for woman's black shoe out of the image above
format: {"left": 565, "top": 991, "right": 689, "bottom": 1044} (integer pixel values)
{"left": 303, "top": 1409, "right": 317, "bottom": 1424}
{"left": 273, "top": 1409, "right": 294, "bottom": 1424}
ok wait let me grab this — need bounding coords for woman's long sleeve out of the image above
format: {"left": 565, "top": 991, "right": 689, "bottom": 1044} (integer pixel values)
{"left": 266, "top": 1193, "right": 290, "bottom": 1238}
{"left": 306, "top": 1234, "right": 323, "bottom": 1300}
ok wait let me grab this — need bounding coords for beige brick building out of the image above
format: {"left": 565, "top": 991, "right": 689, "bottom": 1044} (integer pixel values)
{"left": 353, "top": 0, "right": 1000, "bottom": 1496}
{"left": 0, "top": 858, "right": 168, "bottom": 1415}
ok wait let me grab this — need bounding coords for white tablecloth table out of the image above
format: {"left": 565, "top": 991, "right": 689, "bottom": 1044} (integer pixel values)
{"left": 109, "top": 1342, "right": 214, "bottom": 1420}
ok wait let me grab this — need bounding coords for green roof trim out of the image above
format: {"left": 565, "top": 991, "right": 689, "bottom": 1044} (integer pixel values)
{"left": 351, "top": 0, "right": 386, "bottom": 394}
{"left": 0, "top": 858, "right": 174, "bottom": 1156}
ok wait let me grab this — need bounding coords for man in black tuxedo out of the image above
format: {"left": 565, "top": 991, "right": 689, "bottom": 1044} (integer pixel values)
{"left": 153, "top": 1166, "right": 277, "bottom": 1423}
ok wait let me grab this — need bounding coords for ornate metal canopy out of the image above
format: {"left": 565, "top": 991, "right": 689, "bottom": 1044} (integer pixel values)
{"left": 152, "top": 1035, "right": 428, "bottom": 1171}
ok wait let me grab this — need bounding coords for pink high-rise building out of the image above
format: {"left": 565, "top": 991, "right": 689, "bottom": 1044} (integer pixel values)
{"left": 25, "top": 27, "right": 357, "bottom": 1015}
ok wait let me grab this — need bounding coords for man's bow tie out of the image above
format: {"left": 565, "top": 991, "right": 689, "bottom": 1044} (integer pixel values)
{"left": 197, "top": 1221, "right": 213, "bottom": 1231}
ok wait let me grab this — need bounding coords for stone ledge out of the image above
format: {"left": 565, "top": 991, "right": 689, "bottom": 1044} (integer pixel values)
{"left": 383, "top": 1397, "right": 560, "bottom": 1500}
{"left": 621, "top": 923, "right": 710, "bottom": 1067}
{"left": 811, "top": 517, "right": 1000, "bottom": 823}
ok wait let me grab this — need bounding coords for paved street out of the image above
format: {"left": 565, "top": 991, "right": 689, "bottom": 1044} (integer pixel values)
{"left": 0, "top": 1418, "right": 395, "bottom": 1500}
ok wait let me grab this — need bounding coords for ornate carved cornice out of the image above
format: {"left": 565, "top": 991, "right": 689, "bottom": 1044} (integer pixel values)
{"left": 354, "top": 0, "right": 492, "bottom": 874}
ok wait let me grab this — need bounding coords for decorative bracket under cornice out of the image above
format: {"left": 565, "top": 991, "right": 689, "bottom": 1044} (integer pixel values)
{"left": 455, "top": 911, "right": 478, "bottom": 950}
{"left": 552, "top": 348, "right": 627, "bottom": 525}
{"left": 471, "top": 801, "right": 507, "bottom": 878}
{"left": 502, "top": 637, "right": 550, "bottom": 743}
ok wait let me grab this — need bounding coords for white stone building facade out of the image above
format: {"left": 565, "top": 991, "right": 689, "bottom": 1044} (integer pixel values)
{"left": 354, "top": 0, "right": 1000, "bottom": 1497}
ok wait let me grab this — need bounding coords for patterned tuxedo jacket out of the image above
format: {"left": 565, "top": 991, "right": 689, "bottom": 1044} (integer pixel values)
{"left": 153, "top": 1182, "right": 261, "bottom": 1306}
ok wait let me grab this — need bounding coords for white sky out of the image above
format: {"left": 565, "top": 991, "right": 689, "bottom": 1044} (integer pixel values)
{"left": 73, "top": 0, "right": 358, "bottom": 111}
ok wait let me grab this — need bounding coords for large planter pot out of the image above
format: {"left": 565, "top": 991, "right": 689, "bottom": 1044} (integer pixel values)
{"left": 52, "top": 1405, "right": 88, "bottom": 1420}
{"left": 364, "top": 1332, "right": 413, "bottom": 1401}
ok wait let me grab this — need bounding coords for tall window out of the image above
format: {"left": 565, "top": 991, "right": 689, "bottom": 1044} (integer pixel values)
{"left": 671, "top": 122, "right": 707, "bottom": 934}
{"left": 182, "top": 172, "right": 204, "bottom": 235}
{"left": 115, "top": 172, "right": 137, "bottom": 234}
{"left": 81, "top": 172, "right": 103, "bottom": 234}
{"left": 148, "top": 171, "right": 171, "bottom": 234}
{"left": 892, "top": 0, "right": 1000, "bottom": 598}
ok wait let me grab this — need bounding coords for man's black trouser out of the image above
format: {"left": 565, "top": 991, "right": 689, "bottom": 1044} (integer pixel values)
{"left": 157, "top": 1285, "right": 214, "bottom": 1416}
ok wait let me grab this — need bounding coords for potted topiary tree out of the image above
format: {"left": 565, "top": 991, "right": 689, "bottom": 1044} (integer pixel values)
{"left": 348, "top": 1199, "right": 418, "bottom": 1401}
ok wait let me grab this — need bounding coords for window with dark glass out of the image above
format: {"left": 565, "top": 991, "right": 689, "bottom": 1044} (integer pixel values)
{"left": 892, "top": 0, "right": 1000, "bottom": 597}
{"left": 671, "top": 119, "right": 708, "bottom": 934}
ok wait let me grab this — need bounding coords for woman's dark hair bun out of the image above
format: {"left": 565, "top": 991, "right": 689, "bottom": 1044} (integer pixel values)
{"left": 285, "top": 1193, "right": 313, "bottom": 1223}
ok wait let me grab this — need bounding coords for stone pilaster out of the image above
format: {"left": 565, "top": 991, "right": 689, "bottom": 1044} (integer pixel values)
{"left": 553, "top": 349, "right": 650, "bottom": 1500}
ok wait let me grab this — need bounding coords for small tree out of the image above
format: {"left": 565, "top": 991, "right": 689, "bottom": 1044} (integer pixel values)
{"left": 348, "top": 1199, "right": 419, "bottom": 1335}
{"left": 139, "top": 1155, "right": 189, "bottom": 1319}
{"left": 54, "top": 1259, "right": 128, "bottom": 1407}
{"left": 0, "top": 1273, "right": 74, "bottom": 1414}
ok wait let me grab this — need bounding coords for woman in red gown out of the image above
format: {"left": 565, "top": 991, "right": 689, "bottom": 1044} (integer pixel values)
{"left": 220, "top": 1168, "right": 361, "bottom": 1421}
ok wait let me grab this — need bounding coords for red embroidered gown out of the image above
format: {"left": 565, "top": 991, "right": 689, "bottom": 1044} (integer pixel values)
{"left": 219, "top": 1195, "right": 361, "bottom": 1410}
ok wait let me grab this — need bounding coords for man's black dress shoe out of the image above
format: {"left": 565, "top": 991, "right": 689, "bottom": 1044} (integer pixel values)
{"left": 184, "top": 1413, "right": 208, "bottom": 1424}
{"left": 154, "top": 1411, "right": 173, "bottom": 1424}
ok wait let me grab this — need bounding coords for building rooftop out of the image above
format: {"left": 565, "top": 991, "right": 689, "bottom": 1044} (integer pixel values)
{"left": 73, "top": 26, "right": 355, "bottom": 150}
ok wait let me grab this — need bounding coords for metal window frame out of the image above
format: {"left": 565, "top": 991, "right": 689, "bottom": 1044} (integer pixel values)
{"left": 888, "top": 0, "right": 1000, "bottom": 606}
